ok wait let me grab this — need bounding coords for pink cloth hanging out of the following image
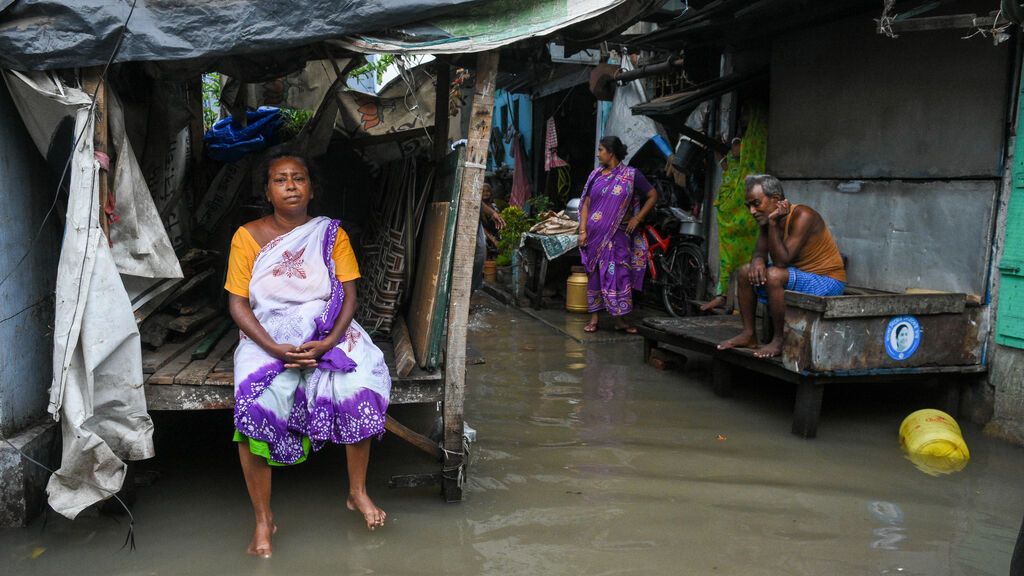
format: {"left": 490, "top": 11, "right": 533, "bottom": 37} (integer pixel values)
{"left": 509, "top": 133, "right": 532, "bottom": 208}
{"left": 544, "top": 117, "right": 568, "bottom": 171}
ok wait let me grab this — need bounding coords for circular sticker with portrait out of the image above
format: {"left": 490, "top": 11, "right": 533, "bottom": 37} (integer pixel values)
{"left": 884, "top": 316, "right": 921, "bottom": 361}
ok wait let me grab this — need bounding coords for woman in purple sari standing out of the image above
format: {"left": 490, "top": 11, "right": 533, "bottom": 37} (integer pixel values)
{"left": 579, "top": 136, "right": 658, "bottom": 333}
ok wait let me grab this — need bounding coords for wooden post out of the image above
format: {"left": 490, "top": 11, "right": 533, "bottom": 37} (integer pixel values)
{"left": 82, "top": 68, "right": 111, "bottom": 242}
{"left": 433, "top": 61, "right": 452, "bottom": 163}
{"left": 441, "top": 50, "right": 499, "bottom": 502}
{"left": 792, "top": 378, "right": 824, "bottom": 439}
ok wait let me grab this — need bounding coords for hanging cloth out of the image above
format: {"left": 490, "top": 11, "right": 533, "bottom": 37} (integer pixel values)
{"left": 544, "top": 117, "right": 568, "bottom": 172}
{"left": 509, "top": 133, "right": 532, "bottom": 208}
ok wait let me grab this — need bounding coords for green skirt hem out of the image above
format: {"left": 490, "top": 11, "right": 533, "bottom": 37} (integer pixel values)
{"left": 233, "top": 430, "right": 311, "bottom": 466}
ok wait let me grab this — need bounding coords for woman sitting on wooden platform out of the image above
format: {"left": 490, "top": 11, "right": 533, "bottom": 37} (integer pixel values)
{"left": 224, "top": 151, "right": 391, "bottom": 557}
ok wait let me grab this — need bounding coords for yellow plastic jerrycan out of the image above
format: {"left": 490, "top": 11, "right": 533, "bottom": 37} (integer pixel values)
{"left": 899, "top": 409, "right": 970, "bottom": 475}
{"left": 566, "top": 266, "right": 589, "bottom": 313}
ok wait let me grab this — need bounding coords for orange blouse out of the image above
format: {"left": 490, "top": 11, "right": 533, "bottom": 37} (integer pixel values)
{"left": 224, "top": 225, "right": 361, "bottom": 298}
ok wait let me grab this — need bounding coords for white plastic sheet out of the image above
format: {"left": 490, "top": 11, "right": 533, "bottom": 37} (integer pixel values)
{"left": 3, "top": 70, "right": 180, "bottom": 518}
{"left": 603, "top": 55, "right": 661, "bottom": 165}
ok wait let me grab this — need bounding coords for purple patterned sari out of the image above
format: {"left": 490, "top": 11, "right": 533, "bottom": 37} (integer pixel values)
{"left": 580, "top": 165, "right": 649, "bottom": 316}
{"left": 233, "top": 217, "right": 391, "bottom": 465}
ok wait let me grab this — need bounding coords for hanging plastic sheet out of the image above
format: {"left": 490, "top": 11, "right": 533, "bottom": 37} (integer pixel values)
{"left": 603, "top": 55, "right": 666, "bottom": 165}
{"left": 3, "top": 70, "right": 180, "bottom": 518}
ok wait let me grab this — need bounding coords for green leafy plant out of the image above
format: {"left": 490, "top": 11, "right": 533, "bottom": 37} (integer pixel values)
{"left": 201, "top": 72, "right": 222, "bottom": 131}
{"left": 279, "top": 108, "right": 313, "bottom": 139}
{"left": 350, "top": 54, "right": 397, "bottom": 84}
{"left": 496, "top": 205, "right": 534, "bottom": 267}
{"left": 529, "top": 195, "right": 551, "bottom": 216}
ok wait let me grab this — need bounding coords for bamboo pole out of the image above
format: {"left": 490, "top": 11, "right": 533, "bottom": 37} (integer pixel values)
{"left": 433, "top": 61, "right": 452, "bottom": 163}
{"left": 441, "top": 50, "right": 499, "bottom": 502}
{"left": 82, "top": 68, "right": 111, "bottom": 243}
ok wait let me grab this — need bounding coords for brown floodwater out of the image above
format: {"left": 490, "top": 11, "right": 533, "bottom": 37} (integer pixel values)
{"left": 3, "top": 294, "right": 1024, "bottom": 575}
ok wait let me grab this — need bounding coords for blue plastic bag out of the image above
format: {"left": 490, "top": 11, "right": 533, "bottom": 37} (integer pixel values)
{"left": 203, "top": 106, "right": 283, "bottom": 163}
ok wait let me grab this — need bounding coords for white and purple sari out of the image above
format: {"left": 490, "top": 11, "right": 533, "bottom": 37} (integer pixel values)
{"left": 234, "top": 216, "right": 391, "bottom": 465}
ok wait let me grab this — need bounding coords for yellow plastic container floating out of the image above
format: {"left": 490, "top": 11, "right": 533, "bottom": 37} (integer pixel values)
{"left": 899, "top": 409, "right": 970, "bottom": 476}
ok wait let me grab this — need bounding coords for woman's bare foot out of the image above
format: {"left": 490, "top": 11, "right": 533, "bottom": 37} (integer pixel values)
{"left": 717, "top": 331, "right": 759, "bottom": 351}
{"left": 246, "top": 521, "right": 276, "bottom": 558}
{"left": 700, "top": 295, "right": 726, "bottom": 312}
{"left": 347, "top": 491, "right": 386, "bottom": 530}
{"left": 753, "top": 338, "right": 783, "bottom": 359}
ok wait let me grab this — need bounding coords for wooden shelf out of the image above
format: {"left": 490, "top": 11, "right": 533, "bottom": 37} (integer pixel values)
{"left": 142, "top": 330, "right": 442, "bottom": 411}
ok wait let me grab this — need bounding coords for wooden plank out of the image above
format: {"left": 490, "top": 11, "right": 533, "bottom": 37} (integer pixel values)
{"left": 192, "top": 320, "right": 233, "bottom": 360}
{"left": 134, "top": 269, "right": 213, "bottom": 325}
{"left": 384, "top": 415, "right": 441, "bottom": 459}
{"left": 175, "top": 330, "right": 239, "bottom": 386}
{"left": 167, "top": 306, "right": 218, "bottom": 334}
{"left": 427, "top": 149, "right": 467, "bottom": 368}
{"left": 140, "top": 313, "right": 174, "bottom": 349}
{"left": 142, "top": 323, "right": 216, "bottom": 374}
{"left": 784, "top": 291, "right": 966, "bottom": 318}
{"left": 888, "top": 13, "right": 1001, "bottom": 33}
{"left": 391, "top": 315, "right": 416, "bottom": 378}
{"left": 212, "top": 355, "right": 233, "bottom": 374}
{"left": 146, "top": 375, "right": 442, "bottom": 409}
{"left": 823, "top": 293, "right": 966, "bottom": 318}
{"left": 442, "top": 50, "right": 499, "bottom": 502}
{"left": 204, "top": 371, "right": 234, "bottom": 386}
{"left": 391, "top": 380, "right": 444, "bottom": 405}
{"left": 145, "top": 383, "right": 234, "bottom": 411}
{"left": 147, "top": 329, "right": 215, "bottom": 385}
{"left": 408, "top": 202, "right": 449, "bottom": 366}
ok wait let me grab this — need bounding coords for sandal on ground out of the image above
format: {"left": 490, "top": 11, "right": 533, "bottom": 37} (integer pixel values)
{"left": 583, "top": 322, "right": 599, "bottom": 333}
{"left": 614, "top": 325, "right": 639, "bottom": 334}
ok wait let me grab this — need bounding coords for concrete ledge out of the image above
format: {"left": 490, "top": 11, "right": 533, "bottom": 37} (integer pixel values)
{"left": 984, "top": 418, "right": 1024, "bottom": 447}
{"left": 0, "top": 419, "right": 59, "bottom": 527}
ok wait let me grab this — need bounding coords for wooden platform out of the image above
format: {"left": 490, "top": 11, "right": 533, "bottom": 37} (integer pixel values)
{"left": 142, "top": 326, "right": 442, "bottom": 411}
{"left": 640, "top": 315, "right": 985, "bottom": 438}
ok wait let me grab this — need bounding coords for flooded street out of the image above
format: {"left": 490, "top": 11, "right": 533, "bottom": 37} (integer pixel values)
{"left": 3, "top": 294, "right": 1024, "bottom": 575}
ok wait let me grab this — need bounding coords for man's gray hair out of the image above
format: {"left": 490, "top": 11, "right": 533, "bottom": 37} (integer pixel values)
{"left": 745, "top": 174, "right": 785, "bottom": 199}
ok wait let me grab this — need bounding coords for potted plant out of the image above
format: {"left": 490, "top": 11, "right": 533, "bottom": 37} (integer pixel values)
{"left": 494, "top": 205, "right": 533, "bottom": 292}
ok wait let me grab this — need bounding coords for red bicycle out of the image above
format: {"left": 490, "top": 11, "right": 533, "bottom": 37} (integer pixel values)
{"left": 643, "top": 206, "right": 707, "bottom": 317}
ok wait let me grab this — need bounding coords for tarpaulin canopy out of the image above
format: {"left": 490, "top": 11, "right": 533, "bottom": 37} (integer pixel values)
{"left": 0, "top": 0, "right": 487, "bottom": 70}
{"left": 332, "top": 0, "right": 629, "bottom": 54}
{"left": 0, "top": 0, "right": 629, "bottom": 71}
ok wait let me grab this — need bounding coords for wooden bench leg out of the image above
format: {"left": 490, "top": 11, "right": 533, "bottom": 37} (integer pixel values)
{"left": 535, "top": 256, "right": 549, "bottom": 310}
{"left": 792, "top": 378, "right": 824, "bottom": 438}
{"left": 712, "top": 357, "right": 734, "bottom": 397}
{"left": 643, "top": 337, "right": 655, "bottom": 362}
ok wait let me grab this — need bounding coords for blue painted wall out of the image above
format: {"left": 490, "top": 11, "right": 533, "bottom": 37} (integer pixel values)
{"left": 489, "top": 89, "right": 533, "bottom": 173}
{"left": 0, "top": 86, "right": 61, "bottom": 437}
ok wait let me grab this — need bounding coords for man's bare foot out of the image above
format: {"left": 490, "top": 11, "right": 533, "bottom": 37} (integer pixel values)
{"left": 700, "top": 295, "right": 726, "bottom": 312}
{"left": 717, "top": 332, "right": 759, "bottom": 351}
{"left": 754, "top": 338, "right": 783, "bottom": 359}
{"left": 246, "top": 521, "right": 276, "bottom": 558}
{"left": 347, "top": 491, "right": 386, "bottom": 530}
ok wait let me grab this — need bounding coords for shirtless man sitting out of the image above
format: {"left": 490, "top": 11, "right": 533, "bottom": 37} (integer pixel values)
{"left": 718, "top": 174, "right": 847, "bottom": 358}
